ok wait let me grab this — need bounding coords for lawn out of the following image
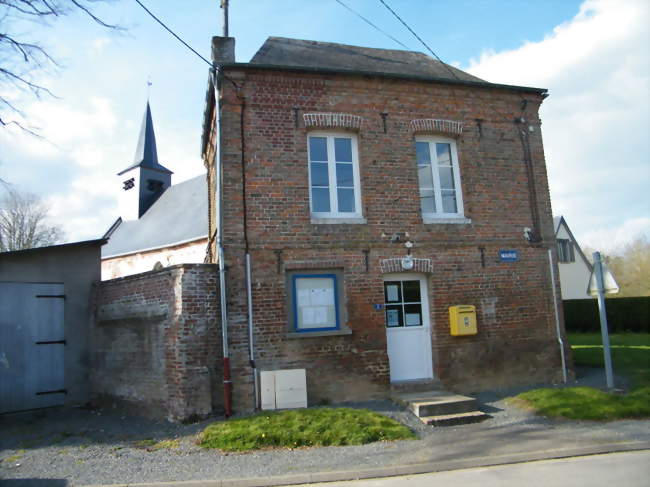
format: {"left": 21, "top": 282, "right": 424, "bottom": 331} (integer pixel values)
{"left": 199, "top": 407, "right": 415, "bottom": 452}
{"left": 512, "top": 333, "right": 650, "bottom": 420}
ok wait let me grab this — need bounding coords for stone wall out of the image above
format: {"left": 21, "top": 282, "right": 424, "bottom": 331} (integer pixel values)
{"left": 204, "top": 66, "right": 571, "bottom": 412}
{"left": 91, "top": 263, "right": 222, "bottom": 422}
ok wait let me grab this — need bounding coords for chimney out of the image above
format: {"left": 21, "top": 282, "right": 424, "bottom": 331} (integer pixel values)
{"left": 212, "top": 36, "right": 235, "bottom": 64}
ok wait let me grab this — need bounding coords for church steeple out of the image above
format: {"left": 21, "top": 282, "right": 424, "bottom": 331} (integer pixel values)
{"left": 118, "top": 102, "right": 172, "bottom": 176}
{"left": 118, "top": 102, "right": 173, "bottom": 220}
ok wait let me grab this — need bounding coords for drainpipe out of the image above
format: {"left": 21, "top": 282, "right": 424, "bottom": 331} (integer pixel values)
{"left": 237, "top": 96, "right": 259, "bottom": 410}
{"left": 548, "top": 248, "right": 568, "bottom": 383}
{"left": 212, "top": 66, "right": 232, "bottom": 417}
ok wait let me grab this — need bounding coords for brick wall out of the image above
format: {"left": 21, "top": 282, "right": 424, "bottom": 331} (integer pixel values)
{"left": 205, "top": 68, "right": 571, "bottom": 412}
{"left": 91, "top": 263, "right": 222, "bottom": 421}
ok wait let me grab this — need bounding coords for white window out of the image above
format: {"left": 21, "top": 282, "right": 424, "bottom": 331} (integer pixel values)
{"left": 415, "top": 137, "right": 464, "bottom": 219}
{"left": 308, "top": 133, "right": 362, "bottom": 219}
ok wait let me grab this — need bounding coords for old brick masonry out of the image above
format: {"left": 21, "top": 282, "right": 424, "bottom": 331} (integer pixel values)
{"left": 204, "top": 65, "right": 571, "bottom": 412}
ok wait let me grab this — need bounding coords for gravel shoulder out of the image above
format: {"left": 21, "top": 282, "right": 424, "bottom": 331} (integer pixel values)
{"left": 1, "top": 367, "right": 649, "bottom": 487}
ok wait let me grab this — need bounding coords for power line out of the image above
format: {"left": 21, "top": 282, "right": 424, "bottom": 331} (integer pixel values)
{"left": 333, "top": 0, "right": 410, "bottom": 50}
{"left": 133, "top": 0, "right": 212, "bottom": 67}
{"left": 377, "top": 0, "right": 460, "bottom": 81}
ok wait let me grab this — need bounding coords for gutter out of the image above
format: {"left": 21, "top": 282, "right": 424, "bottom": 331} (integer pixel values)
{"left": 217, "top": 62, "right": 549, "bottom": 95}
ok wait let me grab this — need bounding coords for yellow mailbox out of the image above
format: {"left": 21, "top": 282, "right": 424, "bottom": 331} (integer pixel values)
{"left": 449, "top": 305, "right": 477, "bottom": 336}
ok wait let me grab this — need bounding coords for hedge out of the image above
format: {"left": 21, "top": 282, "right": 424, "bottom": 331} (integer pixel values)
{"left": 563, "top": 297, "right": 650, "bottom": 333}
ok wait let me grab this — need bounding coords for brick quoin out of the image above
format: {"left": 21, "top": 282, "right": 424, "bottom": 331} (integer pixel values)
{"left": 204, "top": 64, "right": 571, "bottom": 412}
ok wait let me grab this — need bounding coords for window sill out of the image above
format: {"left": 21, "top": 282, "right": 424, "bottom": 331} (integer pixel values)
{"left": 311, "top": 217, "right": 367, "bottom": 224}
{"left": 286, "top": 326, "right": 352, "bottom": 338}
{"left": 422, "top": 216, "right": 472, "bottom": 224}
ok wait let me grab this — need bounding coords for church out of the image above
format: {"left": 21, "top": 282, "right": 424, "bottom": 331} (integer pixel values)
{"left": 101, "top": 103, "right": 208, "bottom": 279}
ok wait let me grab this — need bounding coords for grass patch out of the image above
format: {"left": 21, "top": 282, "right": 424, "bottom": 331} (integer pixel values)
{"left": 134, "top": 438, "right": 180, "bottom": 451}
{"left": 512, "top": 387, "right": 650, "bottom": 420}
{"left": 511, "top": 333, "right": 650, "bottom": 420}
{"left": 3, "top": 450, "right": 25, "bottom": 463}
{"left": 199, "top": 407, "right": 415, "bottom": 452}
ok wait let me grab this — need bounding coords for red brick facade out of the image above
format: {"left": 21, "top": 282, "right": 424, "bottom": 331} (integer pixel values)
{"left": 204, "top": 65, "right": 570, "bottom": 412}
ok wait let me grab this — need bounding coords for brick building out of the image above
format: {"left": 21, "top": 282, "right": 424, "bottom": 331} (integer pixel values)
{"left": 201, "top": 36, "right": 570, "bottom": 412}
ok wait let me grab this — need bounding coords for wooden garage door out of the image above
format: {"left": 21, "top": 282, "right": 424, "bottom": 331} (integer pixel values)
{"left": 0, "top": 282, "right": 66, "bottom": 413}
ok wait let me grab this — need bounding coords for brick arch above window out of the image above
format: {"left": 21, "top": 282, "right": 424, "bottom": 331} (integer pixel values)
{"left": 303, "top": 113, "right": 364, "bottom": 131}
{"left": 410, "top": 119, "right": 464, "bottom": 136}
{"left": 380, "top": 258, "right": 433, "bottom": 274}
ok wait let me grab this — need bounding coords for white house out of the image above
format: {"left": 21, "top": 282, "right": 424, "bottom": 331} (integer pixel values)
{"left": 554, "top": 216, "right": 592, "bottom": 300}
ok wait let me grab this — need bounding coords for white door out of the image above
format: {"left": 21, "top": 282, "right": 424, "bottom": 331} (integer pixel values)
{"left": 384, "top": 274, "right": 433, "bottom": 382}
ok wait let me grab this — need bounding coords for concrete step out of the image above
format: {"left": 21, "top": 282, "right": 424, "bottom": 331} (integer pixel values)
{"left": 409, "top": 395, "right": 478, "bottom": 417}
{"left": 390, "top": 379, "right": 444, "bottom": 394}
{"left": 393, "top": 390, "right": 490, "bottom": 427}
{"left": 420, "top": 410, "right": 490, "bottom": 426}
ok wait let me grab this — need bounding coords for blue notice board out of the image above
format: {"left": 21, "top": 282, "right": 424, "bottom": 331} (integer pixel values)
{"left": 499, "top": 249, "right": 519, "bottom": 262}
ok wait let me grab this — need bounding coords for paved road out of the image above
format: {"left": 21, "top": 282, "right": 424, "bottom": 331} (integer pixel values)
{"left": 286, "top": 451, "right": 650, "bottom": 487}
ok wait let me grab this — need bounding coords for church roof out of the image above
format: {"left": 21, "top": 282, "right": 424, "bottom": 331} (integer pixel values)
{"left": 102, "top": 175, "right": 208, "bottom": 258}
{"left": 118, "top": 102, "right": 173, "bottom": 176}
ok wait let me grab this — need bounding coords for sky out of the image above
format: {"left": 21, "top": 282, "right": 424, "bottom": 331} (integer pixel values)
{"left": 0, "top": 0, "right": 648, "bottom": 254}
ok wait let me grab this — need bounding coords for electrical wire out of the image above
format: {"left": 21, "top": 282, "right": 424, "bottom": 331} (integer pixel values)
{"left": 333, "top": 0, "right": 411, "bottom": 50}
{"left": 133, "top": 0, "right": 212, "bottom": 67}
{"left": 377, "top": 0, "right": 460, "bottom": 81}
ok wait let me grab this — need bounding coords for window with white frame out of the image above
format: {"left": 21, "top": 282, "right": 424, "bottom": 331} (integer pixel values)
{"left": 290, "top": 273, "right": 340, "bottom": 332}
{"left": 415, "top": 137, "right": 464, "bottom": 218}
{"left": 308, "top": 133, "right": 362, "bottom": 218}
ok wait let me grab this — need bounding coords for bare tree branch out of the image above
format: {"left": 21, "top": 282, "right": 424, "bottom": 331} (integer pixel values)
{"left": 0, "top": 0, "right": 121, "bottom": 136}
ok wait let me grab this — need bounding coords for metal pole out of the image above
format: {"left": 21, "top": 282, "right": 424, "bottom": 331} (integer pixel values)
{"left": 245, "top": 253, "right": 259, "bottom": 409}
{"left": 548, "top": 248, "right": 567, "bottom": 383}
{"left": 593, "top": 251, "right": 614, "bottom": 389}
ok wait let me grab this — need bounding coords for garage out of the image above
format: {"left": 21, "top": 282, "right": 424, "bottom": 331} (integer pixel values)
{"left": 0, "top": 239, "right": 103, "bottom": 413}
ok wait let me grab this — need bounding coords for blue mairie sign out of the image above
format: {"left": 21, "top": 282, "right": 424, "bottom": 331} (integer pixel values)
{"left": 499, "top": 249, "right": 519, "bottom": 262}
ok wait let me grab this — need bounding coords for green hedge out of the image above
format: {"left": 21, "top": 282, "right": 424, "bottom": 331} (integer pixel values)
{"left": 563, "top": 297, "right": 650, "bottom": 333}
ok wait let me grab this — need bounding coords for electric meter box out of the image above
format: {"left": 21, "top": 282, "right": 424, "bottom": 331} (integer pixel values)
{"left": 449, "top": 305, "right": 477, "bottom": 336}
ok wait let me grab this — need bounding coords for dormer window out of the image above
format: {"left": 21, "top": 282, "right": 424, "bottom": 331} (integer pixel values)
{"left": 123, "top": 178, "right": 135, "bottom": 191}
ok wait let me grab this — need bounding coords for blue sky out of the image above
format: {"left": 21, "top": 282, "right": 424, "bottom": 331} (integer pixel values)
{"left": 1, "top": 0, "right": 648, "bottom": 253}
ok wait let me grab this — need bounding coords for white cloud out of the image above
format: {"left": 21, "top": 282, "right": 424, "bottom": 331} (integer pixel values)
{"left": 466, "top": 0, "right": 650, "bottom": 253}
{"left": 580, "top": 217, "right": 650, "bottom": 254}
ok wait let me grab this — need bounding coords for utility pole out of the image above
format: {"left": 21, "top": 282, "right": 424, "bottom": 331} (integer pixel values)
{"left": 221, "top": 0, "right": 229, "bottom": 37}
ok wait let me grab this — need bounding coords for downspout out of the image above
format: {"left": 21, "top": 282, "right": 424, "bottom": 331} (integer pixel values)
{"left": 212, "top": 66, "right": 232, "bottom": 417}
{"left": 548, "top": 248, "right": 568, "bottom": 383}
{"left": 238, "top": 96, "right": 259, "bottom": 410}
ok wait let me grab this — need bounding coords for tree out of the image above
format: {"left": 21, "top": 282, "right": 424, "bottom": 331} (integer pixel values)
{"left": 607, "top": 235, "right": 650, "bottom": 297}
{"left": 0, "top": 0, "right": 119, "bottom": 134}
{"left": 585, "top": 236, "right": 650, "bottom": 297}
{"left": 0, "top": 186, "right": 64, "bottom": 251}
